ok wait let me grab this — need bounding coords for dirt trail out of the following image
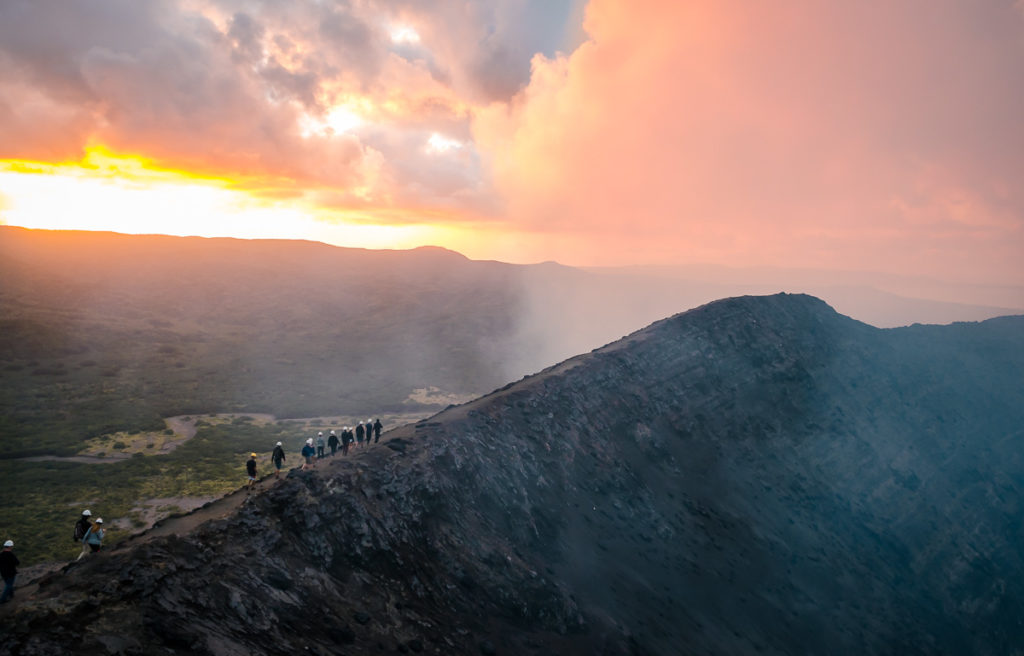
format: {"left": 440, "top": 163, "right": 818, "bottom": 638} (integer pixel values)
{"left": 7, "top": 412, "right": 422, "bottom": 464}
{"left": 0, "top": 434, "right": 397, "bottom": 612}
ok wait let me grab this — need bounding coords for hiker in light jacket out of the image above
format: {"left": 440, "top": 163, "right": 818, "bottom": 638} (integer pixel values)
{"left": 78, "top": 518, "right": 105, "bottom": 560}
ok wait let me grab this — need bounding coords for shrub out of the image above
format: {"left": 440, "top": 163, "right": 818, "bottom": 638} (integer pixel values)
{"left": 112, "top": 441, "right": 127, "bottom": 450}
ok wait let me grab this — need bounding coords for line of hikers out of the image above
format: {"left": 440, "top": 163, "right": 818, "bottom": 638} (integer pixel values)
{"left": 1, "top": 419, "right": 389, "bottom": 604}
{"left": 246, "top": 418, "right": 385, "bottom": 487}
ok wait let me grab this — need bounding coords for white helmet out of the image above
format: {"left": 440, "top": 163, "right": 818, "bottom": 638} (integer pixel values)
{"left": 95, "top": 518, "right": 104, "bottom": 524}
{"left": 82, "top": 509, "right": 92, "bottom": 516}
{"left": 318, "top": 431, "right": 323, "bottom": 436}
{"left": 3, "top": 540, "right": 12, "bottom": 548}
{"left": 276, "top": 441, "right": 282, "bottom": 446}
{"left": 330, "top": 430, "right": 335, "bottom": 435}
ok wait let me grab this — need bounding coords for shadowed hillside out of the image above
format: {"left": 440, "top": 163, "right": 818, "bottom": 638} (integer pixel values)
{"left": 0, "top": 227, "right": 535, "bottom": 455}
{"left": 4, "top": 294, "right": 1023, "bottom": 655}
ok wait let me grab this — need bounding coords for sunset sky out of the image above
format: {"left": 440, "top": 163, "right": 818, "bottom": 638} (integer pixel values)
{"left": 1, "top": 0, "right": 1022, "bottom": 284}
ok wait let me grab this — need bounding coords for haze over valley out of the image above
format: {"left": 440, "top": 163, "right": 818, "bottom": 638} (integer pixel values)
{"left": 3, "top": 225, "right": 1019, "bottom": 458}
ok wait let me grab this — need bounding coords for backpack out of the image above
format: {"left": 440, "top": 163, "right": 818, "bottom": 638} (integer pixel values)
{"left": 73, "top": 519, "right": 89, "bottom": 542}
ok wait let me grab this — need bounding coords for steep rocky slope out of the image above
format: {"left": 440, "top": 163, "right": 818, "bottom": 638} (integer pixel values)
{"left": 3, "top": 294, "right": 1024, "bottom": 655}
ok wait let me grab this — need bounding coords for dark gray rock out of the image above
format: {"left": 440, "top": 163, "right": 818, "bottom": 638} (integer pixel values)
{"left": 3, "top": 294, "right": 1023, "bottom": 655}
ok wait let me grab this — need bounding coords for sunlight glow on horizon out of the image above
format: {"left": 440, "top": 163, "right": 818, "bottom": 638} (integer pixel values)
{"left": 0, "top": 146, "right": 473, "bottom": 252}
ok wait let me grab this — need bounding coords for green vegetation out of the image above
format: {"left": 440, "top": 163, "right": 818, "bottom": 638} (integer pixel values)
{"left": 0, "top": 229, "right": 529, "bottom": 459}
{"left": 0, "top": 422, "right": 297, "bottom": 565}
{"left": 0, "top": 227, "right": 532, "bottom": 565}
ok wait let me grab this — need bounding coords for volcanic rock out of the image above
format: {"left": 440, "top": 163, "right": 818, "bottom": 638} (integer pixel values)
{"left": 3, "top": 293, "right": 1023, "bottom": 655}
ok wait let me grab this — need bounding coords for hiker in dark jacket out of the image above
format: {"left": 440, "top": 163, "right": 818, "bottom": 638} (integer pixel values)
{"left": 301, "top": 439, "right": 316, "bottom": 470}
{"left": 328, "top": 430, "right": 339, "bottom": 456}
{"left": 0, "top": 540, "right": 18, "bottom": 604}
{"left": 355, "top": 423, "right": 365, "bottom": 448}
{"left": 364, "top": 420, "right": 374, "bottom": 445}
{"left": 74, "top": 510, "right": 93, "bottom": 561}
{"left": 373, "top": 418, "right": 383, "bottom": 443}
{"left": 246, "top": 453, "right": 258, "bottom": 490}
{"left": 341, "top": 428, "right": 352, "bottom": 455}
{"left": 272, "top": 441, "right": 286, "bottom": 478}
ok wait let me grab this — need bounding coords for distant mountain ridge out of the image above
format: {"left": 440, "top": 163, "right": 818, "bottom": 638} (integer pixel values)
{"left": 1, "top": 226, "right": 1020, "bottom": 456}
{"left": 4, "top": 293, "right": 1024, "bottom": 655}
{"left": 0, "top": 227, "right": 535, "bottom": 454}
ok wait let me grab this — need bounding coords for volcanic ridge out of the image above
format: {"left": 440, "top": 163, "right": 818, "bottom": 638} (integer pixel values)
{"left": 3, "top": 293, "right": 1024, "bottom": 656}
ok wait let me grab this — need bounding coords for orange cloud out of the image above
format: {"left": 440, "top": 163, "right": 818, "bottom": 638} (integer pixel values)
{"left": 474, "top": 0, "right": 1024, "bottom": 282}
{"left": 0, "top": 0, "right": 498, "bottom": 219}
{"left": 2, "top": 0, "right": 1021, "bottom": 283}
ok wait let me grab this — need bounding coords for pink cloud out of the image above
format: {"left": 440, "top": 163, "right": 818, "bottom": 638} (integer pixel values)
{"left": 474, "top": 0, "right": 1024, "bottom": 282}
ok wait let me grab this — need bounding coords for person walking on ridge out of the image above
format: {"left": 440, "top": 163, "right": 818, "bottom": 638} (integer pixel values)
{"left": 0, "top": 540, "right": 18, "bottom": 604}
{"left": 373, "top": 418, "right": 382, "bottom": 443}
{"left": 78, "top": 518, "right": 104, "bottom": 560}
{"left": 246, "top": 453, "right": 258, "bottom": 490}
{"left": 364, "top": 420, "right": 374, "bottom": 446}
{"left": 301, "top": 439, "right": 316, "bottom": 470}
{"left": 272, "top": 441, "right": 286, "bottom": 478}
{"left": 355, "top": 422, "right": 365, "bottom": 448}
{"left": 341, "top": 427, "right": 352, "bottom": 455}
{"left": 328, "top": 430, "right": 339, "bottom": 456}
{"left": 73, "top": 510, "right": 93, "bottom": 561}
{"left": 316, "top": 432, "right": 326, "bottom": 459}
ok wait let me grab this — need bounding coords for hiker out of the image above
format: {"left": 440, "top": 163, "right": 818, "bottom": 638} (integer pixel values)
{"left": 341, "top": 427, "right": 352, "bottom": 455}
{"left": 272, "top": 441, "right": 286, "bottom": 478}
{"left": 246, "top": 453, "right": 258, "bottom": 489}
{"left": 316, "top": 432, "right": 326, "bottom": 459}
{"left": 355, "top": 422, "right": 365, "bottom": 448}
{"left": 73, "top": 510, "right": 93, "bottom": 560}
{"left": 373, "top": 418, "right": 383, "bottom": 443}
{"left": 328, "top": 430, "right": 339, "bottom": 456}
{"left": 301, "top": 439, "right": 316, "bottom": 470}
{"left": 78, "top": 518, "right": 104, "bottom": 560}
{"left": 0, "top": 540, "right": 17, "bottom": 604}
{"left": 365, "top": 420, "right": 374, "bottom": 445}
